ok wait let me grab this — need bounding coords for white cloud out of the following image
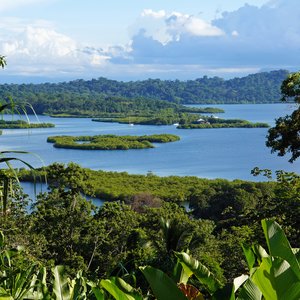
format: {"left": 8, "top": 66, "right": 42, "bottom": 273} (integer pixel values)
{"left": 1, "top": 26, "right": 77, "bottom": 58}
{"left": 132, "top": 10, "right": 224, "bottom": 45}
{"left": 166, "top": 12, "right": 224, "bottom": 38}
{"left": 0, "top": 21, "right": 111, "bottom": 77}
{"left": 128, "top": 2, "right": 300, "bottom": 73}
{"left": 141, "top": 9, "right": 166, "bottom": 19}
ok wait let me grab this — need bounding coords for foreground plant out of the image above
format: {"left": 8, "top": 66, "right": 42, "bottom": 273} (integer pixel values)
{"left": 0, "top": 219, "right": 298, "bottom": 299}
{"left": 140, "top": 219, "right": 300, "bottom": 300}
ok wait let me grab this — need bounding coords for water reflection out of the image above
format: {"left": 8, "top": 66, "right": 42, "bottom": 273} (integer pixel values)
{"left": 21, "top": 181, "right": 105, "bottom": 208}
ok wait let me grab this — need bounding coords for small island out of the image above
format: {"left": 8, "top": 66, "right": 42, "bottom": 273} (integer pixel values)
{"left": 92, "top": 111, "right": 203, "bottom": 126}
{"left": 0, "top": 120, "right": 55, "bottom": 129}
{"left": 177, "top": 117, "right": 269, "bottom": 129}
{"left": 93, "top": 114, "right": 269, "bottom": 129}
{"left": 47, "top": 134, "right": 180, "bottom": 150}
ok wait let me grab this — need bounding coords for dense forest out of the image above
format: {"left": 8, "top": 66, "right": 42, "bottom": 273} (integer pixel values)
{"left": 0, "top": 70, "right": 289, "bottom": 117}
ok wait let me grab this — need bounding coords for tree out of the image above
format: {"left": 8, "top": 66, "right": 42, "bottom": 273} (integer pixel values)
{"left": 266, "top": 71, "right": 300, "bottom": 162}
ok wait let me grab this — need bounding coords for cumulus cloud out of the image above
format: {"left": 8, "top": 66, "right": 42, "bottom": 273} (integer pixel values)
{"left": 2, "top": 26, "right": 77, "bottom": 57}
{"left": 0, "top": 21, "right": 111, "bottom": 77}
{"left": 165, "top": 12, "right": 224, "bottom": 38}
{"left": 132, "top": 10, "right": 224, "bottom": 45}
{"left": 127, "top": 0, "right": 300, "bottom": 74}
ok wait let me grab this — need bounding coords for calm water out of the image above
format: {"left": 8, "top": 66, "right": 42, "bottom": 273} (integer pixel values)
{"left": 1, "top": 104, "right": 299, "bottom": 182}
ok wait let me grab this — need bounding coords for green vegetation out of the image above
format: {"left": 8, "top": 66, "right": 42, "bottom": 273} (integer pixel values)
{"left": 178, "top": 106, "right": 224, "bottom": 113}
{"left": 47, "top": 134, "right": 180, "bottom": 150}
{"left": 266, "top": 71, "right": 300, "bottom": 162}
{"left": 0, "top": 83, "right": 224, "bottom": 118}
{"left": 93, "top": 111, "right": 269, "bottom": 128}
{"left": 0, "top": 220, "right": 300, "bottom": 300}
{"left": 19, "top": 163, "right": 274, "bottom": 203}
{"left": 0, "top": 119, "right": 54, "bottom": 129}
{"left": 0, "top": 186, "right": 299, "bottom": 299}
{"left": 0, "top": 70, "right": 288, "bottom": 110}
{"left": 178, "top": 117, "right": 269, "bottom": 129}
{"left": 141, "top": 219, "right": 300, "bottom": 300}
{"left": 92, "top": 110, "right": 201, "bottom": 125}
{"left": 16, "top": 163, "right": 299, "bottom": 284}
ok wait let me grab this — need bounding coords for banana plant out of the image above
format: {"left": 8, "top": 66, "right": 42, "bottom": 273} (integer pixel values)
{"left": 37, "top": 266, "right": 142, "bottom": 300}
{"left": 238, "top": 219, "right": 300, "bottom": 300}
{"left": 140, "top": 219, "right": 300, "bottom": 300}
{"left": 0, "top": 231, "right": 40, "bottom": 300}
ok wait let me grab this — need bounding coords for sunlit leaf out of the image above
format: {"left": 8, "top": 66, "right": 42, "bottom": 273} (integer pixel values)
{"left": 140, "top": 266, "right": 187, "bottom": 300}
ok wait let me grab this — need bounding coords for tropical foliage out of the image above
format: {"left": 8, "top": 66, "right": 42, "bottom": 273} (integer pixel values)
{"left": 0, "top": 219, "right": 298, "bottom": 299}
{"left": 266, "top": 71, "right": 300, "bottom": 162}
{"left": 141, "top": 219, "right": 300, "bottom": 300}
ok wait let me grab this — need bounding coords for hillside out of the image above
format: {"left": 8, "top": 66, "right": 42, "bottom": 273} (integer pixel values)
{"left": 0, "top": 70, "right": 289, "bottom": 115}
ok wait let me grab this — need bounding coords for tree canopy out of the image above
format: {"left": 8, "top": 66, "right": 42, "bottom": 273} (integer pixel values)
{"left": 0, "top": 70, "right": 289, "bottom": 111}
{"left": 266, "top": 71, "right": 300, "bottom": 162}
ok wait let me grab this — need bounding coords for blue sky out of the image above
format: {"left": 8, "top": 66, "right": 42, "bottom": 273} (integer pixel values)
{"left": 0, "top": 0, "right": 299, "bottom": 82}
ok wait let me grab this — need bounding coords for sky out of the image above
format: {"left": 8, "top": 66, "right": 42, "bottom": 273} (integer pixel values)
{"left": 0, "top": 0, "right": 299, "bottom": 83}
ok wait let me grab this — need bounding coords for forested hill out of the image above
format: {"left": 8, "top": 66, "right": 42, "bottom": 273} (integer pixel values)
{"left": 0, "top": 70, "right": 289, "bottom": 113}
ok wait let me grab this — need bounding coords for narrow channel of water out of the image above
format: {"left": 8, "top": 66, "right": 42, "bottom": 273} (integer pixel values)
{"left": 21, "top": 182, "right": 105, "bottom": 208}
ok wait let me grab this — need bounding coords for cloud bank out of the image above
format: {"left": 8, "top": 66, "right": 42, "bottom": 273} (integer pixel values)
{"left": 0, "top": 0, "right": 299, "bottom": 82}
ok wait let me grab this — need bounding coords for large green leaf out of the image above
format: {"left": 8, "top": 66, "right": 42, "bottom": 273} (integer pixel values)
{"left": 11, "top": 265, "right": 37, "bottom": 300}
{"left": 87, "top": 281, "right": 105, "bottom": 300}
{"left": 236, "top": 278, "right": 262, "bottom": 300}
{"left": 91, "top": 287, "right": 105, "bottom": 300}
{"left": 173, "top": 260, "right": 190, "bottom": 285}
{"left": 242, "top": 244, "right": 256, "bottom": 271}
{"left": 252, "top": 256, "right": 300, "bottom": 300}
{"left": 175, "top": 252, "right": 222, "bottom": 294}
{"left": 294, "top": 248, "right": 300, "bottom": 262}
{"left": 113, "top": 277, "right": 142, "bottom": 299}
{"left": 212, "top": 274, "right": 248, "bottom": 300}
{"left": 52, "top": 266, "right": 70, "bottom": 300}
{"left": 262, "top": 219, "right": 300, "bottom": 280}
{"left": 100, "top": 279, "right": 132, "bottom": 300}
{"left": 140, "top": 266, "right": 187, "bottom": 300}
{"left": 69, "top": 271, "right": 88, "bottom": 300}
{"left": 100, "top": 279, "right": 138, "bottom": 300}
{"left": 36, "top": 267, "right": 51, "bottom": 300}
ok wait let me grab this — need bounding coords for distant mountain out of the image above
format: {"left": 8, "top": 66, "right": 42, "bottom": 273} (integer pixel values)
{"left": 0, "top": 70, "right": 289, "bottom": 115}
